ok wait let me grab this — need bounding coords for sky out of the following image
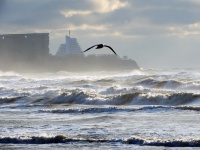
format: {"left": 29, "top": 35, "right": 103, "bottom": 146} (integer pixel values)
{"left": 0, "top": 0, "right": 200, "bottom": 68}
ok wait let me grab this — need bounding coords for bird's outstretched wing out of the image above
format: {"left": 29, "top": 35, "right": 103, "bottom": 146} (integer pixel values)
{"left": 104, "top": 45, "right": 117, "bottom": 55}
{"left": 82, "top": 45, "right": 98, "bottom": 53}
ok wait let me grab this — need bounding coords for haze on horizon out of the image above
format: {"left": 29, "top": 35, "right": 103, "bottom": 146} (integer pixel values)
{"left": 0, "top": 0, "right": 200, "bottom": 69}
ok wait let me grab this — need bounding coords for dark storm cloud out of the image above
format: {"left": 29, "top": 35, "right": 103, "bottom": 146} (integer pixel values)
{"left": 1, "top": 0, "right": 200, "bottom": 37}
{"left": 0, "top": 0, "right": 5, "bottom": 8}
{"left": 84, "top": 0, "right": 200, "bottom": 38}
{"left": 97, "top": 0, "right": 200, "bottom": 26}
{"left": 1, "top": 0, "right": 200, "bottom": 68}
{"left": 0, "top": 0, "right": 6, "bottom": 14}
{"left": 0, "top": 0, "right": 93, "bottom": 29}
{"left": 127, "top": 0, "right": 200, "bottom": 25}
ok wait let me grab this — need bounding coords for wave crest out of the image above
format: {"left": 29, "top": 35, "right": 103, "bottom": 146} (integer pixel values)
{"left": 1, "top": 89, "right": 200, "bottom": 106}
{"left": 1, "top": 135, "right": 200, "bottom": 147}
{"left": 39, "top": 105, "right": 200, "bottom": 114}
{"left": 32, "top": 90, "right": 200, "bottom": 106}
{"left": 136, "top": 78, "right": 182, "bottom": 89}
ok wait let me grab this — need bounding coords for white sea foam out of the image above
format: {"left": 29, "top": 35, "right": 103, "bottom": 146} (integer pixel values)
{"left": 1, "top": 69, "right": 200, "bottom": 149}
{"left": 1, "top": 69, "right": 200, "bottom": 105}
{"left": 1, "top": 134, "right": 200, "bottom": 147}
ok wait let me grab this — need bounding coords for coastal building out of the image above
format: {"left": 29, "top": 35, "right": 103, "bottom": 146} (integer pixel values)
{"left": 56, "top": 35, "right": 83, "bottom": 56}
{"left": 0, "top": 33, "right": 49, "bottom": 61}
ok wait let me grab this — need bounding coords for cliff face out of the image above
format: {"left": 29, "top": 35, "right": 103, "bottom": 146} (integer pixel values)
{"left": 0, "top": 54, "right": 139, "bottom": 72}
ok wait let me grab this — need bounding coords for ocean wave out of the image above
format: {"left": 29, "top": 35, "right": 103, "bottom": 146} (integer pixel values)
{"left": 38, "top": 107, "right": 130, "bottom": 114}
{"left": 46, "top": 91, "right": 200, "bottom": 106}
{"left": 125, "top": 136, "right": 200, "bottom": 147}
{"left": 1, "top": 89, "right": 200, "bottom": 106}
{"left": 135, "top": 78, "right": 182, "bottom": 89}
{"left": 175, "top": 106, "right": 200, "bottom": 111}
{"left": 1, "top": 135, "right": 200, "bottom": 147}
{"left": 0, "top": 96, "right": 24, "bottom": 104}
{"left": 99, "top": 86, "right": 130, "bottom": 95}
{"left": 0, "top": 71, "right": 21, "bottom": 78}
{"left": 94, "top": 79, "right": 115, "bottom": 84}
{"left": 38, "top": 106, "right": 169, "bottom": 114}
{"left": 117, "top": 92, "right": 200, "bottom": 105}
{"left": 39, "top": 105, "right": 200, "bottom": 114}
{"left": 133, "top": 74, "right": 200, "bottom": 91}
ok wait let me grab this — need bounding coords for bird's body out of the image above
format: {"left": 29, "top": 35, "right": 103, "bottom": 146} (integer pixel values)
{"left": 83, "top": 44, "right": 117, "bottom": 55}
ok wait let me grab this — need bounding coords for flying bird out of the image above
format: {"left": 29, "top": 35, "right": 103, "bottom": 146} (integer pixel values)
{"left": 82, "top": 44, "right": 117, "bottom": 55}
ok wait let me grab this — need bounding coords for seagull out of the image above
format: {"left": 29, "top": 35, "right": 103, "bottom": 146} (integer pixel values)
{"left": 82, "top": 44, "right": 117, "bottom": 55}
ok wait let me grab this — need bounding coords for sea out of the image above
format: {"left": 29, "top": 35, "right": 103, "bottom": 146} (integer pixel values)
{"left": 1, "top": 68, "right": 200, "bottom": 150}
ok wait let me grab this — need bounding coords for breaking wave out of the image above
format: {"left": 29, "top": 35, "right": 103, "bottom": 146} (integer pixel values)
{"left": 39, "top": 105, "right": 200, "bottom": 114}
{"left": 0, "top": 96, "right": 25, "bottom": 104}
{"left": 1, "top": 135, "right": 200, "bottom": 147}
{"left": 33, "top": 90, "right": 200, "bottom": 106}
{"left": 1, "top": 90, "right": 200, "bottom": 106}
{"left": 1, "top": 69, "right": 200, "bottom": 107}
{"left": 135, "top": 78, "right": 200, "bottom": 90}
{"left": 136, "top": 78, "right": 179, "bottom": 88}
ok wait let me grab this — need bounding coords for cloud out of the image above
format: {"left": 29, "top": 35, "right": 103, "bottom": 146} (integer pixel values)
{"left": 0, "top": 0, "right": 6, "bottom": 15}
{"left": 1, "top": 0, "right": 200, "bottom": 39}
{"left": 167, "top": 22, "right": 200, "bottom": 37}
{"left": 60, "top": 0, "right": 128, "bottom": 18}
{"left": 0, "top": 0, "right": 6, "bottom": 7}
{"left": 189, "top": 0, "right": 200, "bottom": 4}
{"left": 1, "top": 0, "right": 200, "bottom": 68}
{"left": 60, "top": 10, "right": 91, "bottom": 18}
{"left": 90, "top": 0, "right": 127, "bottom": 13}
{"left": 128, "top": 0, "right": 200, "bottom": 25}
{"left": 65, "top": 24, "right": 109, "bottom": 31}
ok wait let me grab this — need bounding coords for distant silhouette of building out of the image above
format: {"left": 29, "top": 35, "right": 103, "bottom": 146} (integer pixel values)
{"left": 0, "top": 32, "right": 139, "bottom": 72}
{"left": 0, "top": 33, "right": 49, "bottom": 62}
{"left": 56, "top": 36, "right": 83, "bottom": 56}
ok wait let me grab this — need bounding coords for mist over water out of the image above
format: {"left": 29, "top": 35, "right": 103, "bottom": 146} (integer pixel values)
{"left": 0, "top": 54, "right": 139, "bottom": 72}
{"left": 1, "top": 0, "right": 200, "bottom": 149}
{"left": 1, "top": 68, "right": 200, "bottom": 149}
